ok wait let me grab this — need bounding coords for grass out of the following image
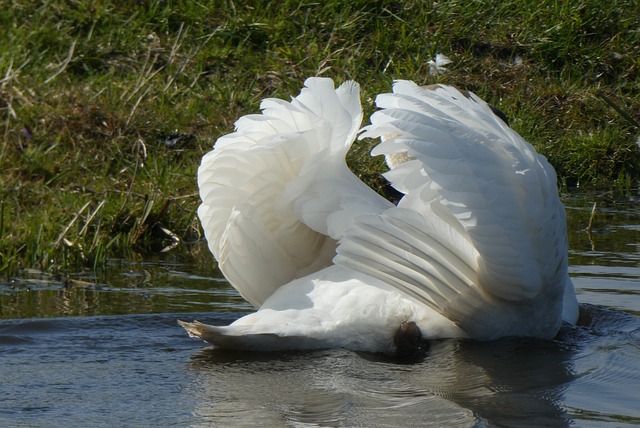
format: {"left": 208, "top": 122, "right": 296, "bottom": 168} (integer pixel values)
{"left": 1, "top": 0, "right": 639, "bottom": 275}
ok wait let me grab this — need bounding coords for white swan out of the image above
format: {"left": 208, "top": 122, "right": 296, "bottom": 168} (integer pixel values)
{"left": 179, "top": 77, "right": 579, "bottom": 355}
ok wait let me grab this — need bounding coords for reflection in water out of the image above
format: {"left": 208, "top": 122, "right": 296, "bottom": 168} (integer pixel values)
{"left": 434, "top": 338, "right": 574, "bottom": 427}
{"left": 186, "top": 329, "right": 581, "bottom": 427}
{"left": 182, "top": 302, "right": 640, "bottom": 427}
{"left": 0, "top": 289, "right": 638, "bottom": 427}
{"left": 1, "top": 190, "right": 639, "bottom": 427}
{"left": 0, "top": 247, "right": 251, "bottom": 319}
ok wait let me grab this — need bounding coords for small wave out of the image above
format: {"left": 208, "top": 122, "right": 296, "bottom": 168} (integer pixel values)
{"left": 0, "top": 334, "right": 34, "bottom": 345}
{"left": 0, "top": 318, "right": 72, "bottom": 335}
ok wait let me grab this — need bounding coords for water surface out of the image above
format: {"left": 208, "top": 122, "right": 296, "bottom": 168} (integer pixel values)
{"left": 1, "top": 190, "right": 639, "bottom": 427}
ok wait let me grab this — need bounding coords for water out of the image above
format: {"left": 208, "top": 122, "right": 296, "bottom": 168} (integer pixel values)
{"left": 1, "top": 190, "right": 639, "bottom": 427}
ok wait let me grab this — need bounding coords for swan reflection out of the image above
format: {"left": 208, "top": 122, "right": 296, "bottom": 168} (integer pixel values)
{"left": 185, "top": 325, "right": 579, "bottom": 427}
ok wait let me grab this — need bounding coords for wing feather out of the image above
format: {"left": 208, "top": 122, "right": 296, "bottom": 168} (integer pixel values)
{"left": 198, "top": 77, "right": 388, "bottom": 307}
{"left": 335, "top": 207, "right": 483, "bottom": 325}
{"left": 360, "top": 81, "right": 568, "bottom": 303}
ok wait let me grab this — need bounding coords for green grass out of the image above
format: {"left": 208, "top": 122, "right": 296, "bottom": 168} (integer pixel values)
{"left": 1, "top": 0, "right": 639, "bottom": 275}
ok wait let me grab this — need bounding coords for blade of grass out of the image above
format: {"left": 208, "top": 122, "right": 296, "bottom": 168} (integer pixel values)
{"left": 54, "top": 201, "right": 92, "bottom": 248}
{"left": 44, "top": 39, "right": 77, "bottom": 84}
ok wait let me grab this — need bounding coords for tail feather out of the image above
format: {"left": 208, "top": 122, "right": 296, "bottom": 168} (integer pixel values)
{"left": 177, "top": 320, "right": 324, "bottom": 351}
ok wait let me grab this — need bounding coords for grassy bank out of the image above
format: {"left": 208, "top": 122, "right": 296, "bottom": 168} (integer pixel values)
{"left": 1, "top": 0, "right": 639, "bottom": 275}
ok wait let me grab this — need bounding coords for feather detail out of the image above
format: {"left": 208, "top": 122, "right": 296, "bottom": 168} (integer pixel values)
{"left": 335, "top": 207, "right": 484, "bottom": 326}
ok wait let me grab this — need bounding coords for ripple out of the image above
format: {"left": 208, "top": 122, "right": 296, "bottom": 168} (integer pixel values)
{"left": 0, "top": 334, "right": 34, "bottom": 345}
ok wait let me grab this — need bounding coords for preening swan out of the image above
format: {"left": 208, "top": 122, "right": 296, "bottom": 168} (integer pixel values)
{"left": 179, "top": 77, "right": 579, "bottom": 355}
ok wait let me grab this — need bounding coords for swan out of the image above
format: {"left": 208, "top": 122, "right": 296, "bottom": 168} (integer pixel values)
{"left": 179, "top": 77, "right": 579, "bottom": 355}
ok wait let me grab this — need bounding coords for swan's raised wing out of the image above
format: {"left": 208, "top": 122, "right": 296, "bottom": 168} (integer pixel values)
{"left": 337, "top": 82, "right": 570, "bottom": 336}
{"left": 198, "top": 77, "right": 390, "bottom": 307}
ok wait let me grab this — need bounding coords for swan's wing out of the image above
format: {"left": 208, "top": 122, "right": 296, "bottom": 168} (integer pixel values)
{"left": 285, "top": 153, "right": 394, "bottom": 240}
{"left": 276, "top": 80, "right": 393, "bottom": 240}
{"left": 353, "top": 82, "right": 569, "bottom": 313}
{"left": 198, "top": 77, "right": 389, "bottom": 307}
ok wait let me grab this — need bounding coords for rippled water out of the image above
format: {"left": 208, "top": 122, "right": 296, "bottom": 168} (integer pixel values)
{"left": 1, "top": 190, "right": 639, "bottom": 427}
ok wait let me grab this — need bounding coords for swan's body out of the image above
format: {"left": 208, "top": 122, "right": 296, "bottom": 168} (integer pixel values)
{"left": 180, "top": 78, "right": 579, "bottom": 354}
